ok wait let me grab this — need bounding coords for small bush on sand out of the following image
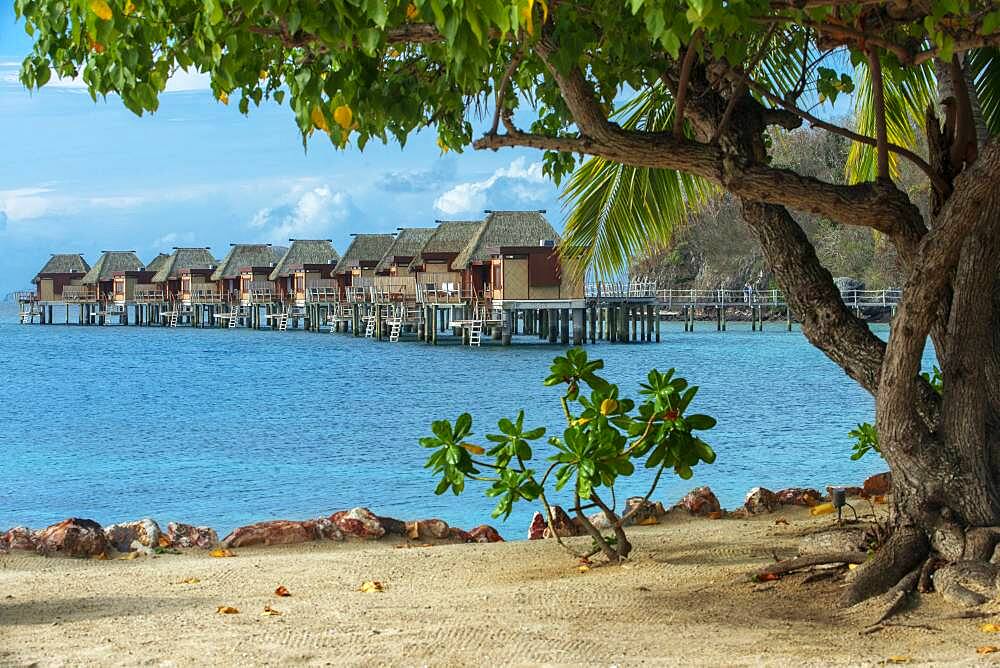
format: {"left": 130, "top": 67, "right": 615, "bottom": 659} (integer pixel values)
{"left": 421, "top": 348, "right": 717, "bottom": 562}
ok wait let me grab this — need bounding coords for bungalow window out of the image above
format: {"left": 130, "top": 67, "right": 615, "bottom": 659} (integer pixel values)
{"left": 181, "top": 275, "right": 191, "bottom": 293}
{"left": 492, "top": 262, "right": 502, "bottom": 290}
{"left": 295, "top": 275, "right": 305, "bottom": 292}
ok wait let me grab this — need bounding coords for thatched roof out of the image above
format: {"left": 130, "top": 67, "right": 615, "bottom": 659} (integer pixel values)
{"left": 451, "top": 211, "right": 558, "bottom": 270}
{"left": 81, "top": 251, "right": 144, "bottom": 284}
{"left": 269, "top": 240, "right": 340, "bottom": 281}
{"left": 33, "top": 254, "right": 90, "bottom": 281}
{"left": 152, "top": 248, "right": 217, "bottom": 283}
{"left": 332, "top": 234, "right": 396, "bottom": 274}
{"left": 211, "top": 244, "right": 281, "bottom": 281}
{"left": 409, "top": 221, "right": 483, "bottom": 270}
{"left": 374, "top": 228, "right": 435, "bottom": 273}
{"left": 145, "top": 253, "right": 170, "bottom": 274}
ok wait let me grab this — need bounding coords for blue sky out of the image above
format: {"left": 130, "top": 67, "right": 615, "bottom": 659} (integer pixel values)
{"left": 0, "top": 4, "right": 561, "bottom": 294}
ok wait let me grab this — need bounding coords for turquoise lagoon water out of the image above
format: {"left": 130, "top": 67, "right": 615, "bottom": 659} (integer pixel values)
{"left": 0, "top": 303, "right": 920, "bottom": 537}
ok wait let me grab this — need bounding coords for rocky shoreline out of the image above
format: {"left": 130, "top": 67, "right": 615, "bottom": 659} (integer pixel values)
{"left": 0, "top": 472, "right": 890, "bottom": 559}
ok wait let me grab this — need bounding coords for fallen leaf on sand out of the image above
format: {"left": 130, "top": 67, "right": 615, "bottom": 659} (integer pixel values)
{"left": 177, "top": 577, "right": 200, "bottom": 585}
{"left": 118, "top": 551, "right": 141, "bottom": 561}
{"left": 92, "top": 553, "right": 108, "bottom": 560}
{"left": 209, "top": 548, "right": 235, "bottom": 558}
{"left": 216, "top": 606, "right": 239, "bottom": 614}
{"left": 981, "top": 623, "right": 1000, "bottom": 633}
{"left": 578, "top": 565, "right": 590, "bottom": 573}
{"left": 774, "top": 517, "right": 789, "bottom": 526}
{"left": 977, "top": 646, "right": 1000, "bottom": 654}
{"left": 274, "top": 585, "right": 291, "bottom": 597}
{"left": 359, "top": 581, "right": 385, "bottom": 593}
{"left": 885, "top": 656, "right": 910, "bottom": 664}
{"left": 262, "top": 605, "right": 282, "bottom": 617}
{"left": 707, "top": 511, "right": 723, "bottom": 520}
{"left": 755, "top": 573, "right": 780, "bottom": 582}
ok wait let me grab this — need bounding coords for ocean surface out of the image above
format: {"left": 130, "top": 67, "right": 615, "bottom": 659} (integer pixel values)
{"left": 0, "top": 303, "right": 927, "bottom": 537}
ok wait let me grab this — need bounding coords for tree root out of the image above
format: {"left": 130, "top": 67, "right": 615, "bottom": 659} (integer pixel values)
{"left": 841, "top": 527, "right": 929, "bottom": 607}
{"left": 872, "top": 567, "right": 920, "bottom": 626}
{"left": 918, "top": 556, "right": 939, "bottom": 593}
{"left": 751, "top": 551, "right": 868, "bottom": 580}
{"left": 933, "top": 560, "right": 1000, "bottom": 608}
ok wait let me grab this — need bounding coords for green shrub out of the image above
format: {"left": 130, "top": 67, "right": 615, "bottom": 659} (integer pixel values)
{"left": 420, "top": 348, "right": 717, "bottom": 562}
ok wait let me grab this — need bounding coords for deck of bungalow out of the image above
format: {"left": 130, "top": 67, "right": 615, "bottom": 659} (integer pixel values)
{"left": 17, "top": 210, "right": 902, "bottom": 345}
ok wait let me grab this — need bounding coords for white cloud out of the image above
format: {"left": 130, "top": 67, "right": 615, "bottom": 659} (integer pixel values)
{"left": 434, "top": 157, "right": 548, "bottom": 215}
{"left": 250, "top": 186, "right": 357, "bottom": 242}
{"left": 1, "top": 61, "right": 209, "bottom": 92}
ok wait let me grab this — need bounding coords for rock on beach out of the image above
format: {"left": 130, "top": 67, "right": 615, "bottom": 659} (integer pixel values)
{"left": 35, "top": 518, "right": 109, "bottom": 558}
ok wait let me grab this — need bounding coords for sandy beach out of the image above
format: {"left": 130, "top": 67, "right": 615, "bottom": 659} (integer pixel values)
{"left": 2, "top": 506, "right": 996, "bottom": 666}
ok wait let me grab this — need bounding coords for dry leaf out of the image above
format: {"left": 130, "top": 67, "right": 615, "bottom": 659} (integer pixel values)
{"left": 578, "top": 565, "right": 590, "bottom": 573}
{"left": 707, "top": 511, "right": 723, "bottom": 520}
{"left": 405, "top": 3, "right": 419, "bottom": 20}
{"left": 177, "top": 577, "right": 200, "bottom": 585}
{"left": 216, "top": 606, "right": 239, "bottom": 614}
{"left": 262, "top": 605, "right": 282, "bottom": 617}
{"left": 981, "top": 623, "right": 1000, "bottom": 633}
{"left": 118, "top": 551, "right": 141, "bottom": 561}
{"left": 92, "top": 552, "right": 109, "bottom": 560}
{"left": 755, "top": 573, "right": 780, "bottom": 582}
{"left": 977, "top": 646, "right": 1000, "bottom": 654}
{"left": 460, "top": 443, "right": 485, "bottom": 455}
{"left": 359, "top": 580, "right": 385, "bottom": 593}
{"left": 774, "top": 517, "right": 790, "bottom": 526}
{"left": 89, "top": 0, "right": 113, "bottom": 20}
{"left": 209, "top": 548, "right": 235, "bottom": 558}
{"left": 885, "top": 656, "right": 910, "bottom": 664}
{"left": 274, "top": 586, "right": 291, "bottom": 597}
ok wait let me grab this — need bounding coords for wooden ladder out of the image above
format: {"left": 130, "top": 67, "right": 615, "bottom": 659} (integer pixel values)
{"left": 469, "top": 321, "right": 483, "bottom": 347}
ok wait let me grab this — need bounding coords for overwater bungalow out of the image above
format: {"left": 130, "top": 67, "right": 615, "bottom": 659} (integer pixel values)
{"left": 408, "top": 221, "right": 482, "bottom": 303}
{"left": 450, "top": 210, "right": 581, "bottom": 302}
{"left": 81, "top": 251, "right": 144, "bottom": 303}
{"left": 31, "top": 254, "right": 91, "bottom": 302}
{"left": 331, "top": 234, "right": 396, "bottom": 301}
{"left": 269, "top": 239, "right": 340, "bottom": 305}
{"left": 151, "top": 247, "right": 218, "bottom": 303}
{"left": 211, "top": 244, "right": 283, "bottom": 304}
{"left": 372, "top": 227, "right": 435, "bottom": 301}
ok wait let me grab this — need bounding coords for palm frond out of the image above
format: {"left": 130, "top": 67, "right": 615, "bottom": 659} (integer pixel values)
{"left": 968, "top": 48, "right": 1000, "bottom": 136}
{"left": 845, "top": 60, "right": 935, "bottom": 184}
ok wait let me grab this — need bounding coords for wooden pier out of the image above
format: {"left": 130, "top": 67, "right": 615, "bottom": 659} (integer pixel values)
{"left": 15, "top": 280, "right": 902, "bottom": 347}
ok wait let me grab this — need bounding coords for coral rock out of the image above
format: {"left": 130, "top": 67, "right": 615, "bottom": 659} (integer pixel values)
{"left": 468, "top": 525, "right": 504, "bottom": 543}
{"left": 314, "top": 517, "right": 344, "bottom": 541}
{"left": 221, "top": 519, "right": 323, "bottom": 548}
{"left": 35, "top": 518, "right": 108, "bottom": 558}
{"left": 405, "top": 519, "right": 450, "bottom": 540}
{"left": 775, "top": 487, "right": 824, "bottom": 507}
{"left": 744, "top": 487, "right": 780, "bottom": 515}
{"left": 826, "top": 486, "right": 864, "bottom": 499}
{"left": 527, "top": 512, "right": 547, "bottom": 540}
{"left": 447, "top": 527, "right": 473, "bottom": 543}
{"left": 331, "top": 507, "right": 385, "bottom": 539}
{"left": 863, "top": 472, "right": 892, "bottom": 497}
{"left": 675, "top": 486, "right": 722, "bottom": 516}
{"left": 166, "top": 522, "right": 219, "bottom": 549}
{"left": 623, "top": 497, "right": 662, "bottom": 525}
{"left": 543, "top": 506, "right": 580, "bottom": 539}
{"left": 3, "top": 527, "right": 37, "bottom": 551}
{"left": 377, "top": 516, "right": 407, "bottom": 536}
{"left": 104, "top": 519, "right": 161, "bottom": 553}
